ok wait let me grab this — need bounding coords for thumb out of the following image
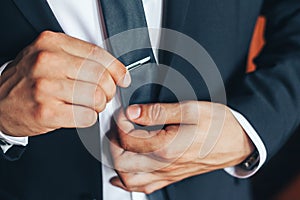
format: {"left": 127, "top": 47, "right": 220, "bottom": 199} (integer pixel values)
{"left": 126, "top": 101, "right": 200, "bottom": 126}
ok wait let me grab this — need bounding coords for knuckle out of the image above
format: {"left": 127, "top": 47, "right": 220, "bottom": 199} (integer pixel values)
{"left": 96, "top": 67, "right": 108, "bottom": 82}
{"left": 35, "top": 77, "right": 49, "bottom": 90}
{"left": 94, "top": 89, "right": 107, "bottom": 112}
{"left": 33, "top": 50, "right": 53, "bottom": 71}
{"left": 157, "top": 148, "right": 174, "bottom": 161}
{"left": 108, "top": 59, "right": 126, "bottom": 78}
{"left": 113, "top": 160, "right": 123, "bottom": 171}
{"left": 89, "top": 44, "right": 103, "bottom": 59}
{"left": 34, "top": 104, "right": 54, "bottom": 122}
{"left": 32, "top": 78, "right": 50, "bottom": 101}
{"left": 40, "top": 31, "right": 53, "bottom": 38}
{"left": 40, "top": 30, "right": 56, "bottom": 39}
{"left": 54, "top": 80, "right": 64, "bottom": 92}
{"left": 19, "top": 46, "right": 33, "bottom": 60}
{"left": 90, "top": 44, "right": 100, "bottom": 54}
{"left": 119, "top": 137, "right": 130, "bottom": 151}
{"left": 37, "top": 50, "right": 52, "bottom": 62}
{"left": 182, "top": 100, "right": 194, "bottom": 110}
{"left": 122, "top": 177, "right": 135, "bottom": 188}
{"left": 115, "top": 63, "right": 127, "bottom": 80}
{"left": 182, "top": 101, "right": 199, "bottom": 115}
{"left": 89, "top": 43, "right": 98, "bottom": 52}
{"left": 143, "top": 187, "right": 155, "bottom": 195}
{"left": 90, "top": 64, "right": 106, "bottom": 82}
{"left": 115, "top": 61, "right": 126, "bottom": 74}
{"left": 81, "top": 110, "right": 97, "bottom": 126}
{"left": 125, "top": 186, "right": 135, "bottom": 192}
{"left": 106, "top": 85, "right": 116, "bottom": 101}
{"left": 35, "top": 31, "right": 57, "bottom": 46}
{"left": 149, "top": 103, "right": 163, "bottom": 124}
{"left": 99, "top": 72, "right": 116, "bottom": 101}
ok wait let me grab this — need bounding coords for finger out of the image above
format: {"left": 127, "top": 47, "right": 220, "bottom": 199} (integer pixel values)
{"left": 35, "top": 78, "right": 108, "bottom": 112}
{"left": 112, "top": 150, "right": 169, "bottom": 172}
{"left": 37, "top": 31, "right": 115, "bottom": 69}
{"left": 140, "top": 181, "right": 170, "bottom": 194}
{"left": 116, "top": 171, "right": 161, "bottom": 188}
{"left": 115, "top": 109, "right": 135, "bottom": 134}
{"left": 0, "top": 66, "right": 22, "bottom": 98}
{"left": 116, "top": 108, "right": 161, "bottom": 140}
{"left": 55, "top": 32, "right": 131, "bottom": 87}
{"left": 67, "top": 104, "right": 98, "bottom": 128}
{"left": 67, "top": 57, "right": 117, "bottom": 102}
{"left": 116, "top": 108, "right": 179, "bottom": 153}
{"left": 54, "top": 32, "right": 113, "bottom": 65}
{"left": 107, "top": 122, "right": 126, "bottom": 159}
{"left": 118, "top": 127, "right": 175, "bottom": 154}
{"left": 126, "top": 101, "right": 201, "bottom": 126}
{"left": 55, "top": 52, "right": 117, "bottom": 90}
{"left": 30, "top": 50, "right": 110, "bottom": 87}
{"left": 110, "top": 176, "right": 169, "bottom": 194}
{"left": 66, "top": 53, "right": 130, "bottom": 88}
{"left": 35, "top": 31, "right": 131, "bottom": 88}
{"left": 118, "top": 122, "right": 201, "bottom": 158}
{"left": 35, "top": 51, "right": 118, "bottom": 102}
{"left": 110, "top": 177, "right": 129, "bottom": 192}
{"left": 37, "top": 102, "right": 97, "bottom": 129}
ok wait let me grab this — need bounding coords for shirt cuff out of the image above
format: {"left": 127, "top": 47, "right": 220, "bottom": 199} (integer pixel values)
{"left": 0, "top": 60, "right": 29, "bottom": 153}
{"left": 224, "top": 109, "right": 267, "bottom": 179}
{"left": 0, "top": 132, "right": 28, "bottom": 153}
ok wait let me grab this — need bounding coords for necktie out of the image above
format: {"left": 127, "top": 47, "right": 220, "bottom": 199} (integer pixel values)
{"left": 100, "top": 0, "right": 160, "bottom": 106}
{"left": 100, "top": 0, "right": 156, "bottom": 66}
{"left": 98, "top": 2, "right": 168, "bottom": 199}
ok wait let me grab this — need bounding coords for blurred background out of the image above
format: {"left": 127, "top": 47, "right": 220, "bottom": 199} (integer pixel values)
{"left": 248, "top": 17, "right": 300, "bottom": 200}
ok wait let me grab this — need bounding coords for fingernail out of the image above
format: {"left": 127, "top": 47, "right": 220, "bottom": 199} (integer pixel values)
{"left": 127, "top": 105, "right": 141, "bottom": 120}
{"left": 122, "top": 71, "right": 131, "bottom": 87}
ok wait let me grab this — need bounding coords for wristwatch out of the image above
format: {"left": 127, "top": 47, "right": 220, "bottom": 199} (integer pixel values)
{"left": 238, "top": 149, "right": 260, "bottom": 171}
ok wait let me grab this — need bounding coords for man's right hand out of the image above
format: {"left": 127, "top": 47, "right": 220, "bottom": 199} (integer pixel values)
{"left": 0, "top": 31, "right": 130, "bottom": 137}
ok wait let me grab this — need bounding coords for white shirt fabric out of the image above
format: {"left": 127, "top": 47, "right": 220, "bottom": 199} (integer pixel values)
{"left": 0, "top": 0, "right": 267, "bottom": 199}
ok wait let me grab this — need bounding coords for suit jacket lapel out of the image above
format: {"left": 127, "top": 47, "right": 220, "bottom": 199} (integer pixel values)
{"left": 12, "top": 0, "right": 62, "bottom": 33}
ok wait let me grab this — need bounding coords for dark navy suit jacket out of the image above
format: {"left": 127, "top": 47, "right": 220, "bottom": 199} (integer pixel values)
{"left": 0, "top": 0, "right": 300, "bottom": 199}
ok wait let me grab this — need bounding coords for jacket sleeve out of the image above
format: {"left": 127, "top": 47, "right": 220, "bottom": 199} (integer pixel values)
{"left": 228, "top": 0, "right": 300, "bottom": 160}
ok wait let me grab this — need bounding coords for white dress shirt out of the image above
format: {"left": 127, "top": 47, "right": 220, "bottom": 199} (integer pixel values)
{"left": 0, "top": 1, "right": 267, "bottom": 199}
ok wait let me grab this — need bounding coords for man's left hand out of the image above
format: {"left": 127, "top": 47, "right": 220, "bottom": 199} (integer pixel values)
{"left": 109, "top": 101, "right": 254, "bottom": 194}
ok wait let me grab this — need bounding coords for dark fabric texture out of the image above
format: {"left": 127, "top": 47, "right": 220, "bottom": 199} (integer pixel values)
{"left": 0, "top": 0, "right": 299, "bottom": 199}
{"left": 0, "top": 145, "right": 26, "bottom": 161}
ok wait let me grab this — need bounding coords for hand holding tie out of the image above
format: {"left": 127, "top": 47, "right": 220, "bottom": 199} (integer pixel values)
{"left": 0, "top": 31, "right": 130, "bottom": 137}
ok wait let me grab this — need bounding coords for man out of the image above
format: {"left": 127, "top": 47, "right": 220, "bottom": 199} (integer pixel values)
{"left": 0, "top": 0, "right": 299, "bottom": 200}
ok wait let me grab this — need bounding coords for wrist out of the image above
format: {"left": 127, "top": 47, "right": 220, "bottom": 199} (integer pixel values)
{"left": 242, "top": 131, "right": 255, "bottom": 159}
